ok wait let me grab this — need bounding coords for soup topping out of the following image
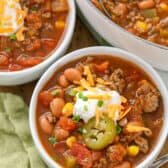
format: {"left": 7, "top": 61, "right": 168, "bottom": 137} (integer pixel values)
{"left": 73, "top": 89, "right": 122, "bottom": 123}
{"left": 0, "top": 0, "right": 68, "bottom": 71}
{"left": 37, "top": 56, "right": 163, "bottom": 168}
{"left": 0, "top": 0, "right": 25, "bottom": 36}
{"left": 92, "top": 0, "right": 168, "bottom": 47}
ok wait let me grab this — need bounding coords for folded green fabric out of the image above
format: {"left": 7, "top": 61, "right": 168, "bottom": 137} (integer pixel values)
{"left": 0, "top": 93, "right": 47, "bottom": 168}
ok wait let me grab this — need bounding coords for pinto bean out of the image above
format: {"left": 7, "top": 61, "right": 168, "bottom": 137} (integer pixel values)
{"left": 159, "top": 17, "right": 168, "bottom": 28}
{"left": 138, "top": 0, "right": 155, "bottom": 9}
{"left": 17, "top": 54, "right": 43, "bottom": 67}
{"left": 64, "top": 68, "right": 82, "bottom": 82}
{"left": 58, "top": 75, "right": 69, "bottom": 87}
{"left": 54, "top": 127, "right": 69, "bottom": 141}
{"left": 39, "top": 113, "right": 54, "bottom": 134}
{"left": 113, "top": 3, "right": 128, "bottom": 17}
{"left": 119, "top": 118, "right": 128, "bottom": 127}
{"left": 114, "top": 161, "right": 131, "bottom": 168}
{"left": 50, "top": 98, "right": 65, "bottom": 117}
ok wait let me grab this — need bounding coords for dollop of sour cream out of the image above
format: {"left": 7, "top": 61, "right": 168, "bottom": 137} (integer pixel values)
{"left": 0, "top": 0, "right": 25, "bottom": 36}
{"left": 73, "top": 89, "right": 121, "bottom": 123}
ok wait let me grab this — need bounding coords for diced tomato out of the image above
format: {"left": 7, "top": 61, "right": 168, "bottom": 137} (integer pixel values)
{"left": 93, "top": 61, "right": 109, "bottom": 73}
{"left": 70, "top": 143, "right": 93, "bottom": 168}
{"left": 39, "top": 91, "right": 54, "bottom": 106}
{"left": 8, "top": 64, "right": 23, "bottom": 71}
{"left": 17, "top": 55, "right": 44, "bottom": 67}
{"left": 0, "top": 52, "right": 9, "bottom": 66}
{"left": 57, "top": 117, "right": 77, "bottom": 131}
{"left": 54, "top": 141, "right": 68, "bottom": 153}
{"left": 42, "top": 39, "right": 56, "bottom": 49}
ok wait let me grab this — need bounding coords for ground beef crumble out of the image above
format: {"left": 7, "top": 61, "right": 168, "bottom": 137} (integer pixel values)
{"left": 109, "top": 68, "right": 126, "bottom": 93}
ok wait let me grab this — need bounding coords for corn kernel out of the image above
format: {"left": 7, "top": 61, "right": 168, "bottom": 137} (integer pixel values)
{"left": 73, "top": 86, "right": 84, "bottom": 92}
{"left": 160, "top": 28, "right": 168, "bottom": 38}
{"left": 135, "top": 21, "right": 148, "bottom": 33}
{"left": 62, "top": 103, "right": 74, "bottom": 117}
{"left": 121, "top": 96, "right": 127, "bottom": 103}
{"left": 66, "top": 136, "right": 77, "bottom": 148}
{"left": 55, "top": 21, "right": 65, "bottom": 29}
{"left": 160, "top": 3, "right": 168, "bottom": 12}
{"left": 127, "top": 145, "right": 140, "bottom": 157}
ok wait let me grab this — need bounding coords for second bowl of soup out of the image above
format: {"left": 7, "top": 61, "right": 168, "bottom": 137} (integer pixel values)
{"left": 29, "top": 47, "right": 168, "bottom": 168}
{"left": 76, "top": 0, "right": 168, "bottom": 71}
{"left": 0, "top": 0, "right": 75, "bottom": 85}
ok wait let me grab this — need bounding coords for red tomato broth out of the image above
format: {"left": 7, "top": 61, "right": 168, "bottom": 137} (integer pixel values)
{"left": 36, "top": 55, "right": 163, "bottom": 168}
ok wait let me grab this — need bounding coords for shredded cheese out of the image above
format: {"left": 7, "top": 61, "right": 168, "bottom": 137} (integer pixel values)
{"left": 95, "top": 108, "right": 100, "bottom": 126}
{"left": 96, "top": 78, "right": 111, "bottom": 85}
{"left": 0, "top": 0, "right": 25, "bottom": 36}
{"left": 55, "top": 21, "right": 65, "bottom": 29}
{"left": 87, "top": 94, "right": 111, "bottom": 100}
{"left": 126, "top": 124, "right": 152, "bottom": 133}
{"left": 16, "top": 26, "right": 27, "bottom": 41}
{"left": 73, "top": 86, "right": 84, "bottom": 92}
{"left": 96, "top": 78, "right": 105, "bottom": 85}
{"left": 84, "top": 66, "right": 95, "bottom": 86}
{"left": 121, "top": 96, "right": 127, "bottom": 103}
{"left": 80, "top": 78, "right": 96, "bottom": 91}
{"left": 108, "top": 104, "right": 120, "bottom": 120}
{"left": 119, "top": 107, "right": 131, "bottom": 120}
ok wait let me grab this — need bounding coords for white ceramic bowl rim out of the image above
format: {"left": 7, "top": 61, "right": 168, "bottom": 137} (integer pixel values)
{"left": 87, "top": 0, "right": 168, "bottom": 50}
{"left": 0, "top": 0, "right": 76, "bottom": 76}
{"left": 30, "top": 46, "right": 168, "bottom": 168}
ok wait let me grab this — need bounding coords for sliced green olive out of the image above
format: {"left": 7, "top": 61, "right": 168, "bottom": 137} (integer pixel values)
{"left": 83, "top": 117, "right": 116, "bottom": 150}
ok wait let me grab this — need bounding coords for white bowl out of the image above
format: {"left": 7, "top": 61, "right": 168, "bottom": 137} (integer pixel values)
{"left": 0, "top": 0, "right": 76, "bottom": 86}
{"left": 76, "top": 0, "right": 168, "bottom": 71}
{"left": 30, "top": 46, "right": 168, "bottom": 168}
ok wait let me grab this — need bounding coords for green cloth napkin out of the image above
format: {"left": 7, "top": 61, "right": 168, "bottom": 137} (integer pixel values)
{"left": 0, "top": 93, "right": 47, "bottom": 168}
